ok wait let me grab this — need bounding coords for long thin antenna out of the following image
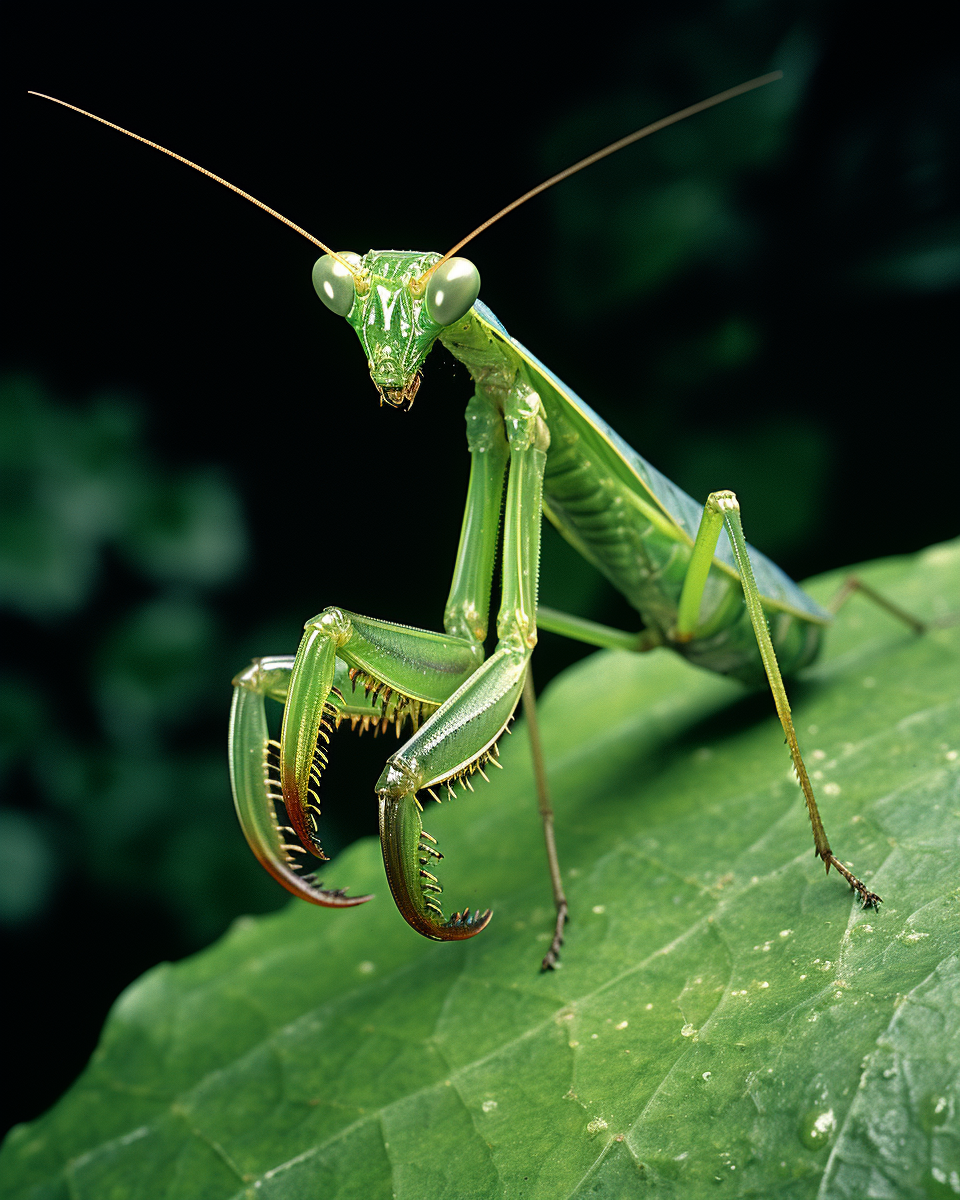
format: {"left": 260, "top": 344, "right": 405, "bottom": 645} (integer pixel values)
{"left": 424, "top": 72, "right": 783, "bottom": 279}
{"left": 28, "top": 92, "right": 361, "bottom": 279}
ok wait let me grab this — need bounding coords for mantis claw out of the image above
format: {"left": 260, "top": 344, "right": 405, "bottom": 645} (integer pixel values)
{"left": 230, "top": 681, "right": 374, "bottom": 908}
{"left": 377, "top": 760, "right": 493, "bottom": 941}
{"left": 230, "top": 659, "right": 375, "bottom": 909}
{"left": 446, "top": 908, "right": 493, "bottom": 931}
{"left": 231, "top": 623, "right": 484, "bottom": 926}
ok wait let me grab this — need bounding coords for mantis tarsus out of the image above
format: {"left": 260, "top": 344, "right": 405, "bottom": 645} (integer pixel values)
{"left": 35, "top": 75, "right": 909, "bottom": 971}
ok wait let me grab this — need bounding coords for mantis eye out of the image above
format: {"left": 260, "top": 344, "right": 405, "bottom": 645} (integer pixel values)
{"left": 425, "top": 257, "right": 481, "bottom": 325}
{"left": 312, "top": 252, "right": 362, "bottom": 316}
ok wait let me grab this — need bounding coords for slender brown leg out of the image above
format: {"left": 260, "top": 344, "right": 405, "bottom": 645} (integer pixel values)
{"left": 523, "top": 668, "right": 568, "bottom": 970}
{"left": 829, "top": 576, "right": 927, "bottom": 632}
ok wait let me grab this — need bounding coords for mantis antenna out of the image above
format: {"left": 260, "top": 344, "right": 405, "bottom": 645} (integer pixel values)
{"left": 27, "top": 91, "right": 363, "bottom": 282}
{"left": 420, "top": 71, "right": 783, "bottom": 283}
{"left": 31, "top": 76, "right": 781, "bottom": 289}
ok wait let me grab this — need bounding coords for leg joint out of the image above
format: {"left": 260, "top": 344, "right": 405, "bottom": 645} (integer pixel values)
{"left": 305, "top": 607, "right": 352, "bottom": 646}
{"left": 705, "top": 489, "right": 739, "bottom": 515}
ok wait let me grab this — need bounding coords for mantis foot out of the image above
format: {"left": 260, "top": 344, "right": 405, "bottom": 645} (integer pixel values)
{"left": 821, "top": 850, "right": 882, "bottom": 909}
{"left": 540, "top": 900, "right": 568, "bottom": 972}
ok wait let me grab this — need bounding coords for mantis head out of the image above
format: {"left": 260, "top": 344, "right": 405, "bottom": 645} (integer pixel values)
{"left": 312, "top": 250, "right": 481, "bottom": 409}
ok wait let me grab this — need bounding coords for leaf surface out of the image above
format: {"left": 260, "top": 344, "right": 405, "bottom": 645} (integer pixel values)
{"left": 3, "top": 540, "right": 958, "bottom": 1199}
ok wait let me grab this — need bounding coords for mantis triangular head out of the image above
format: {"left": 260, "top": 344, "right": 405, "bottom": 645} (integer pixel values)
{"left": 312, "top": 249, "right": 481, "bottom": 409}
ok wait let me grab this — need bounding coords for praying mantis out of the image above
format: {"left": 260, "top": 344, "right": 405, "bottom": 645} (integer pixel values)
{"left": 32, "top": 76, "right": 898, "bottom": 971}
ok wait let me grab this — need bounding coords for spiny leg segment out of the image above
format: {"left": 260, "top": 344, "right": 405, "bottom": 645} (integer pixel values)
{"left": 229, "top": 658, "right": 374, "bottom": 907}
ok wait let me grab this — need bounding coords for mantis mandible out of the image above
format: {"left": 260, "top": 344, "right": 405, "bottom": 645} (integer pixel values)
{"left": 32, "top": 75, "right": 891, "bottom": 970}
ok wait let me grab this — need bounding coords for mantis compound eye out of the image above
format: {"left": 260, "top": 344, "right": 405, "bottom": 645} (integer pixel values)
{"left": 425, "top": 257, "right": 481, "bottom": 325}
{"left": 312, "top": 252, "right": 362, "bottom": 316}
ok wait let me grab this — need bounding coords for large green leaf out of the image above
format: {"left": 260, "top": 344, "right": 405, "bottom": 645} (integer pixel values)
{"left": 3, "top": 540, "right": 958, "bottom": 1199}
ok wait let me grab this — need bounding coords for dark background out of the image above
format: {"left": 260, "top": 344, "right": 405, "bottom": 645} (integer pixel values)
{"left": 6, "top": 0, "right": 958, "bottom": 1135}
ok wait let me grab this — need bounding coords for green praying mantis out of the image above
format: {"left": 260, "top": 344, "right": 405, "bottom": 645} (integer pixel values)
{"left": 34, "top": 75, "right": 902, "bottom": 970}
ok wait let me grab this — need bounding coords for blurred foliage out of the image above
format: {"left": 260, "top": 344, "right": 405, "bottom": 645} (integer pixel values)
{"left": 0, "top": 382, "right": 245, "bottom": 619}
{"left": 0, "top": 378, "right": 294, "bottom": 1131}
{"left": 0, "top": 376, "right": 262, "bottom": 937}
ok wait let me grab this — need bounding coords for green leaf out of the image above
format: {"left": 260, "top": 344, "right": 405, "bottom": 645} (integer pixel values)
{"left": 3, "top": 540, "right": 958, "bottom": 1199}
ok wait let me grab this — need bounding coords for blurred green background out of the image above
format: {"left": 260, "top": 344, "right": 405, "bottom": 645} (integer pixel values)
{"left": 8, "top": 0, "right": 958, "bottom": 1135}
